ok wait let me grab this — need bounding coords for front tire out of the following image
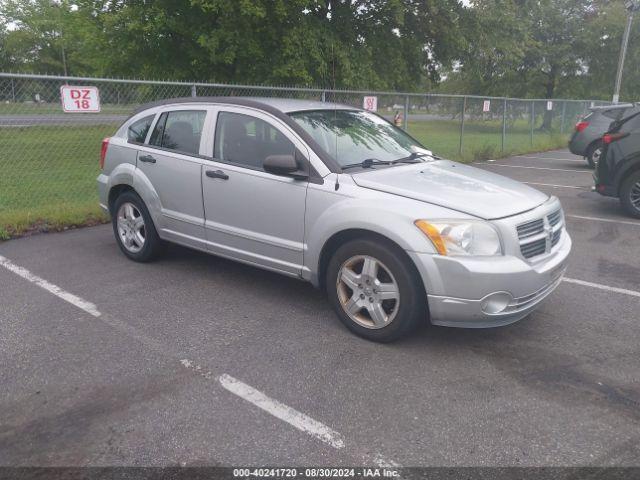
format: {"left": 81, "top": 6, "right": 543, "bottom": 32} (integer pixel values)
{"left": 620, "top": 171, "right": 640, "bottom": 219}
{"left": 112, "top": 191, "right": 163, "bottom": 262}
{"left": 326, "top": 238, "right": 427, "bottom": 342}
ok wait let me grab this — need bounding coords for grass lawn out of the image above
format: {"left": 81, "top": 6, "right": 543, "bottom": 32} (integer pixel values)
{"left": 0, "top": 102, "right": 136, "bottom": 115}
{"left": 0, "top": 124, "right": 117, "bottom": 239}
{"left": 0, "top": 119, "right": 569, "bottom": 240}
{"left": 408, "top": 119, "right": 568, "bottom": 162}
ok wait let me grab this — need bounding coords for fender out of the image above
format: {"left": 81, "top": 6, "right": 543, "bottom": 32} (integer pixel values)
{"left": 131, "top": 167, "right": 164, "bottom": 230}
{"left": 303, "top": 185, "right": 470, "bottom": 286}
{"left": 613, "top": 153, "right": 640, "bottom": 194}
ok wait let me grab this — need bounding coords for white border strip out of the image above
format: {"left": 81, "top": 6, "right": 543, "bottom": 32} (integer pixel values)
{"left": 514, "top": 155, "right": 585, "bottom": 163}
{"left": 475, "top": 163, "right": 591, "bottom": 173}
{"left": 567, "top": 214, "right": 640, "bottom": 227}
{"left": 0, "top": 255, "right": 101, "bottom": 317}
{"left": 563, "top": 277, "right": 640, "bottom": 298}
{"left": 218, "top": 374, "right": 345, "bottom": 449}
{"left": 524, "top": 182, "right": 587, "bottom": 190}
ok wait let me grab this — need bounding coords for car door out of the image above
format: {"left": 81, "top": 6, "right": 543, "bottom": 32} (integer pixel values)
{"left": 134, "top": 107, "right": 212, "bottom": 250}
{"left": 201, "top": 107, "right": 309, "bottom": 276}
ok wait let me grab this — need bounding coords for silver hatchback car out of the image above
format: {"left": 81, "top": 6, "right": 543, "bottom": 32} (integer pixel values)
{"left": 98, "top": 97, "right": 571, "bottom": 342}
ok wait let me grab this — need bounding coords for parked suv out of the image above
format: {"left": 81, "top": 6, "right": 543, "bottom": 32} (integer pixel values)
{"left": 594, "top": 109, "right": 640, "bottom": 218}
{"left": 569, "top": 104, "right": 638, "bottom": 167}
{"left": 98, "top": 97, "right": 571, "bottom": 342}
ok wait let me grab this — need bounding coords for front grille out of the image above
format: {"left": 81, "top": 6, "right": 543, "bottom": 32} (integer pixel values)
{"left": 520, "top": 239, "right": 547, "bottom": 258}
{"left": 548, "top": 209, "right": 562, "bottom": 227}
{"left": 516, "top": 209, "right": 564, "bottom": 259}
{"left": 516, "top": 219, "right": 544, "bottom": 239}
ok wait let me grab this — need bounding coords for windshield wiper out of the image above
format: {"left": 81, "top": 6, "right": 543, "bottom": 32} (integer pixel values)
{"left": 341, "top": 158, "right": 391, "bottom": 170}
{"left": 391, "top": 152, "right": 438, "bottom": 164}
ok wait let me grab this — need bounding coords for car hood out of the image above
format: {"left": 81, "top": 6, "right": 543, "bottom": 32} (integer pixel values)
{"left": 351, "top": 160, "right": 549, "bottom": 220}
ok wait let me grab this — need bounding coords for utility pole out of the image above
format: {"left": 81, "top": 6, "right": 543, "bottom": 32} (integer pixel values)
{"left": 613, "top": 0, "right": 640, "bottom": 103}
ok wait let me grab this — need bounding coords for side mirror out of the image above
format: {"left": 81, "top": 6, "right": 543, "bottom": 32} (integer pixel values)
{"left": 263, "top": 154, "right": 308, "bottom": 179}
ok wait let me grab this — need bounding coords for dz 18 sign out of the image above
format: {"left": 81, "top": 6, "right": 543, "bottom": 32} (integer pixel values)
{"left": 60, "top": 85, "right": 101, "bottom": 112}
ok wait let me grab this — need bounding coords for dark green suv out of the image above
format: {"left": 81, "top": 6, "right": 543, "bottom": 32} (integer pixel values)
{"left": 595, "top": 110, "right": 640, "bottom": 218}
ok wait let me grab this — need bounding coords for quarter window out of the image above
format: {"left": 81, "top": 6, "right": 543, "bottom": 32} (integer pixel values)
{"left": 127, "top": 114, "right": 155, "bottom": 143}
{"left": 214, "top": 112, "right": 295, "bottom": 170}
{"left": 148, "top": 110, "right": 206, "bottom": 155}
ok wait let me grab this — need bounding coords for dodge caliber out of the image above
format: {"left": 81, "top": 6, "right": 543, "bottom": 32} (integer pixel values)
{"left": 97, "top": 98, "right": 571, "bottom": 342}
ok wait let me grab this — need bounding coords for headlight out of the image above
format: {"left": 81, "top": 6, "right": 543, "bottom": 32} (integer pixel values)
{"left": 414, "top": 220, "right": 502, "bottom": 256}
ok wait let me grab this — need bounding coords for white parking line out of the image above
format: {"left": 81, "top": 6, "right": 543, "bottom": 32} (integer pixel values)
{"left": 474, "top": 163, "right": 591, "bottom": 173}
{"left": 524, "top": 182, "right": 587, "bottom": 190}
{"left": 567, "top": 214, "right": 640, "bottom": 227}
{"left": 514, "top": 155, "right": 585, "bottom": 163}
{"left": 563, "top": 277, "right": 640, "bottom": 298}
{"left": 0, "top": 255, "right": 101, "bottom": 317}
{"left": 218, "top": 373, "right": 346, "bottom": 449}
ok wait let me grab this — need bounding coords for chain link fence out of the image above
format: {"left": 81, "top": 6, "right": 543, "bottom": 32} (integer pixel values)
{"left": 0, "top": 72, "right": 612, "bottom": 238}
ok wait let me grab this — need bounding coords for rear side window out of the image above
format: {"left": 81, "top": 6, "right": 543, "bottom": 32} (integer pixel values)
{"left": 602, "top": 109, "right": 627, "bottom": 120}
{"left": 214, "top": 111, "right": 294, "bottom": 170}
{"left": 127, "top": 114, "right": 155, "bottom": 143}
{"left": 149, "top": 110, "right": 206, "bottom": 155}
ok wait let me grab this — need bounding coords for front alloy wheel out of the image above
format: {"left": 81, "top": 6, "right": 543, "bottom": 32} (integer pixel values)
{"left": 326, "top": 238, "right": 426, "bottom": 342}
{"left": 336, "top": 255, "right": 400, "bottom": 329}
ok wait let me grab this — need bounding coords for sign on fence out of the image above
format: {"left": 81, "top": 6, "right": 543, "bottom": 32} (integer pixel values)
{"left": 60, "top": 85, "right": 101, "bottom": 113}
{"left": 483, "top": 100, "right": 491, "bottom": 112}
{"left": 546, "top": 101, "right": 553, "bottom": 111}
{"left": 363, "top": 96, "right": 378, "bottom": 111}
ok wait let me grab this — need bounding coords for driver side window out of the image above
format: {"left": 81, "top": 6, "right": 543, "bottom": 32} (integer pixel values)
{"left": 214, "top": 111, "right": 295, "bottom": 170}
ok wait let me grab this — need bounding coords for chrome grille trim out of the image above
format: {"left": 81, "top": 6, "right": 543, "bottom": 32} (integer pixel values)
{"left": 516, "top": 209, "right": 565, "bottom": 260}
{"left": 516, "top": 219, "right": 544, "bottom": 239}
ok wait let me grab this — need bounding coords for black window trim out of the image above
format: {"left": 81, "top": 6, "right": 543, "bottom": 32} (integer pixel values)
{"left": 212, "top": 110, "right": 323, "bottom": 184}
{"left": 127, "top": 97, "right": 342, "bottom": 173}
{"left": 126, "top": 113, "right": 156, "bottom": 146}
{"left": 137, "top": 108, "right": 208, "bottom": 157}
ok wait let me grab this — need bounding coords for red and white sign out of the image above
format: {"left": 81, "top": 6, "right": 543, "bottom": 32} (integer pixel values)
{"left": 60, "top": 85, "right": 101, "bottom": 112}
{"left": 546, "top": 101, "right": 553, "bottom": 111}
{"left": 482, "top": 100, "right": 491, "bottom": 112}
{"left": 363, "top": 96, "right": 378, "bottom": 112}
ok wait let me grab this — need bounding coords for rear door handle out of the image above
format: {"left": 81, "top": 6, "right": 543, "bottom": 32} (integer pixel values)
{"left": 206, "top": 169, "right": 229, "bottom": 180}
{"left": 139, "top": 154, "right": 156, "bottom": 164}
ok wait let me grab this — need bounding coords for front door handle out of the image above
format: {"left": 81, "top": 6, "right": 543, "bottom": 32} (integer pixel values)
{"left": 139, "top": 154, "right": 156, "bottom": 164}
{"left": 206, "top": 169, "right": 229, "bottom": 180}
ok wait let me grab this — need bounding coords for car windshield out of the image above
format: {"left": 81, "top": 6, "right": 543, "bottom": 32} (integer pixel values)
{"left": 288, "top": 109, "right": 425, "bottom": 167}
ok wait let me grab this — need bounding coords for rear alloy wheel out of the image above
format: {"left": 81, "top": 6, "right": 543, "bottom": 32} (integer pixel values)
{"left": 326, "top": 238, "right": 426, "bottom": 342}
{"left": 586, "top": 142, "right": 603, "bottom": 169}
{"left": 112, "top": 191, "right": 163, "bottom": 262}
{"left": 620, "top": 171, "right": 640, "bottom": 219}
{"left": 117, "top": 202, "right": 146, "bottom": 254}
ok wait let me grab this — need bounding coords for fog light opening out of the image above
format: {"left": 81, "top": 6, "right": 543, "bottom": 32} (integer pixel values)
{"left": 481, "top": 292, "right": 513, "bottom": 314}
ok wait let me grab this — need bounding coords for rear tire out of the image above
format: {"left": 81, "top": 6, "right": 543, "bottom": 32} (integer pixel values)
{"left": 326, "top": 238, "right": 427, "bottom": 342}
{"left": 619, "top": 171, "right": 640, "bottom": 219}
{"left": 112, "top": 191, "right": 163, "bottom": 262}
{"left": 586, "top": 142, "right": 603, "bottom": 169}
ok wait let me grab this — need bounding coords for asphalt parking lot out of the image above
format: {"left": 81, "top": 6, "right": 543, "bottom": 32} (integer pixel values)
{"left": 1, "top": 149, "right": 639, "bottom": 467}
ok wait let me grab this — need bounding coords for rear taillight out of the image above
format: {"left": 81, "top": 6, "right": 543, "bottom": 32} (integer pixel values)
{"left": 100, "top": 137, "right": 110, "bottom": 169}
{"left": 575, "top": 121, "right": 590, "bottom": 132}
{"left": 603, "top": 132, "right": 629, "bottom": 144}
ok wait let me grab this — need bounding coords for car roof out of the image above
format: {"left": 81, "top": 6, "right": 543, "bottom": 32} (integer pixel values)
{"left": 132, "top": 96, "right": 359, "bottom": 115}
{"left": 589, "top": 103, "right": 636, "bottom": 112}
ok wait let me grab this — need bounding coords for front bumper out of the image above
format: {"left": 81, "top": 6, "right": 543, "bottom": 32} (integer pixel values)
{"left": 408, "top": 229, "right": 571, "bottom": 328}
